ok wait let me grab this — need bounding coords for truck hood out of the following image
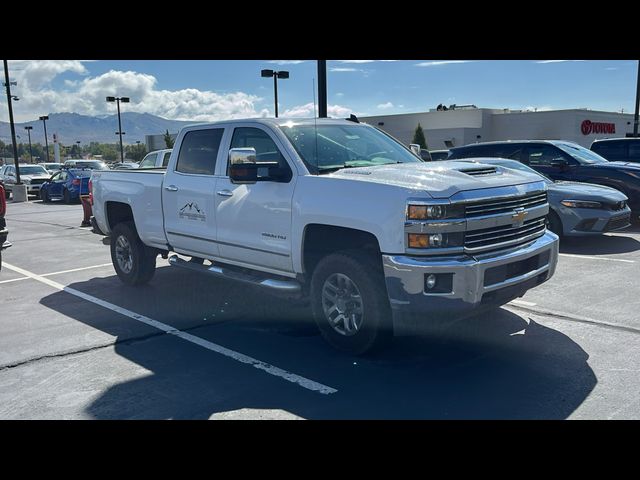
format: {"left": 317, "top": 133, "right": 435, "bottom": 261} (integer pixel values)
{"left": 550, "top": 181, "right": 628, "bottom": 201}
{"left": 22, "top": 174, "right": 51, "bottom": 181}
{"left": 328, "top": 161, "right": 543, "bottom": 198}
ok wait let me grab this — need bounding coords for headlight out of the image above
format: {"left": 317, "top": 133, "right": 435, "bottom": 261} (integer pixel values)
{"left": 408, "top": 233, "right": 464, "bottom": 249}
{"left": 407, "top": 203, "right": 463, "bottom": 220}
{"left": 23, "top": 178, "right": 31, "bottom": 184}
{"left": 561, "top": 200, "right": 603, "bottom": 209}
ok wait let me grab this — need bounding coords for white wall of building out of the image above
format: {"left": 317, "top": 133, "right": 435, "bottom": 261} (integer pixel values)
{"left": 361, "top": 108, "right": 635, "bottom": 150}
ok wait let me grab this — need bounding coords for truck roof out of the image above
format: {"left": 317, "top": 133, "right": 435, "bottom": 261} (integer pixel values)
{"left": 182, "top": 117, "right": 365, "bottom": 129}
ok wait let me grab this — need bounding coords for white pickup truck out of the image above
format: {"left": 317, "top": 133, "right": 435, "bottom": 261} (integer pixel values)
{"left": 90, "top": 117, "right": 559, "bottom": 354}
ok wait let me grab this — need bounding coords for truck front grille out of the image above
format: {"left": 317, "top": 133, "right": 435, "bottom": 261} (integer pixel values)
{"left": 465, "top": 192, "right": 547, "bottom": 218}
{"left": 465, "top": 217, "right": 546, "bottom": 253}
{"left": 29, "top": 179, "right": 47, "bottom": 185}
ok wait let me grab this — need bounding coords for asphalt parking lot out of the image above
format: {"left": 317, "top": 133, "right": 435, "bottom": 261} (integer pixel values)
{"left": 1, "top": 200, "right": 639, "bottom": 419}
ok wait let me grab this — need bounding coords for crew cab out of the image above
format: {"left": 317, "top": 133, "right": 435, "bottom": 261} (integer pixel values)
{"left": 90, "top": 118, "right": 559, "bottom": 354}
{"left": 0, "top": 181, "right": 10, "bottom": 270}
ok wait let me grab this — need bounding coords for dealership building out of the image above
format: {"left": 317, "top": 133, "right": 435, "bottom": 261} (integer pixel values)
{"left": 360, "top": 107, "right": 636, "bottom": 150}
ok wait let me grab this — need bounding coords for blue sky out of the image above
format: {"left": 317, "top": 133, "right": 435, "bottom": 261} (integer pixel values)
{"left": 4, "top": 60, "right": 639, "bottom": 122}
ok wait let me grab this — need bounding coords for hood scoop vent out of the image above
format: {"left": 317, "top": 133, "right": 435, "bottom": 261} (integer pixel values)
{"left": 459, "top": 166, "right": 498, "bottom": 177}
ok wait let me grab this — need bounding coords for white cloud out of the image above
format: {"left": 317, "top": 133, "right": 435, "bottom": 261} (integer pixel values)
{"left": 281, "top": 103, "right": 353, "bottom": 118}
{"left": 337, "top": 60, "right": 397, "bottom": 63}
{"left": 3, "top": 60, "right": 271, "bottom": 122}
{"left": 377, "top": 102, "right": 394, "bottom": 109}
{"left": 330, "top": 67, "right": 360, "bottom": 72}
{"left": 267, "top": 60, "right": 307, "bottom": 65}
{"left": 335, "top": 92, "right": 344, "bottom": 97}
{"left": 535, "top": 60, "right": 585, "bottom": 64}
{"left": 414, "top": 61, "right": 473, "bottom": 67}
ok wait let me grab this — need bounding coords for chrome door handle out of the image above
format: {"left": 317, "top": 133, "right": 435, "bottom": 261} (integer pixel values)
{"left": 217, "top": 190, "right": 233, "bottom": 197}
{"left": 165, "top": 185, "right": 178, "bottom": 192}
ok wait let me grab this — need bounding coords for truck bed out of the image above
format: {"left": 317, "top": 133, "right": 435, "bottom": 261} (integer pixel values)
{"left": 91, "top": 169, "right": 168, "bottom": 248}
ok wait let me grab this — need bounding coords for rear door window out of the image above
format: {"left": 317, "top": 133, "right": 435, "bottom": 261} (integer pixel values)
{"left": 139, "top": 153, "right": 158, "bottom": 168}
{"left": 627, "top": 142, "right": 640, "bottom": 161}
{"left": 175, "top": 129, "right": 224, "bottom": 175}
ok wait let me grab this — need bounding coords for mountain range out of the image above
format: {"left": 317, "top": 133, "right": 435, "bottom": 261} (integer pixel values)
{"left": 0, "top": 112, "right": 197, "bottom": 145}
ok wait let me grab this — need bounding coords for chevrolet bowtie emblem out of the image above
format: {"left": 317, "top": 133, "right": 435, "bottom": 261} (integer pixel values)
{"left": 512, "top": 208, "right": 527, "bottom": 226}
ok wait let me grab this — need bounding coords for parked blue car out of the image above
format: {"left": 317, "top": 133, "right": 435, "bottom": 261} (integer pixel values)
{"left": 461, "top": 158, "right": 631, "bottom": 237}
{"left": 40, "top": 168, "right": 91, "bottom": 204}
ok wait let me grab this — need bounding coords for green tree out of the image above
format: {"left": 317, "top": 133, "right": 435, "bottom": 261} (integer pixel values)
{"left": 412, "top": 123, "right": 428, "bottom": 150}
{"left": 126, "top": 143, "right": 148, "bottom": 162}
{"left": 164, "top": 129, "right": 175, "bottom": 148}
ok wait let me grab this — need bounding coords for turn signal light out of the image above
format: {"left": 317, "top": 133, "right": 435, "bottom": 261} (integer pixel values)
{"left": 408, "top": 234, "right": 429, "bottom": 248}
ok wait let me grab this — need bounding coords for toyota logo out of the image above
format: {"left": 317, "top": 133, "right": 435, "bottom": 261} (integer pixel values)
{"left": 581, "top": 120, "right": 592, "bottom": 135}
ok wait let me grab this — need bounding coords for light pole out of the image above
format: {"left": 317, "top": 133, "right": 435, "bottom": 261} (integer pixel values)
{"left": 261, "top": 69, "right": 289, "bottom": 118}
{"left": 76, "top": 140, "right": 81, "bottom": 158}
{"left": 3, "top": 59, "right": 21, "bottom": 184}
{"left": 39, "top": 115, "right": 50, "bottom": 163}
{"left": 106, "top": 96, "right": 130, "bottom": 162}
{"left": 317, "top": 60, "right": 327, "bottom": 118}
{"left": 24, "top": 126, "right": 33, "bottom": 163}
{"left": 634, "top": 60, "right": 640, "bottom": 137}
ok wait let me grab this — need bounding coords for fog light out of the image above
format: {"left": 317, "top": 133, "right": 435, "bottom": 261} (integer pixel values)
{"left": 426, "top": 274, "right": 437, "bottom": 289}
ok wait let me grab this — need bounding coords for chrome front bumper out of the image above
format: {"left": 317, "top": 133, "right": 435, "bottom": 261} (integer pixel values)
{"left": 382, "top": 231, "right": 559, "bottom": 330}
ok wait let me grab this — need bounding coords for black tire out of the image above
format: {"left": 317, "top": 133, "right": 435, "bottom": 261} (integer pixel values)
{"left": 110, "top": 221, "right": 157, "bottom": 286}
{"left": 4, "top": 189, "right": 10, "bottom": 200}
{"left": 63, "top": 188, "right": 71, "bottom": 204}
{"left": 310, "top": 250, "right": 393, "bottom": 355}
{"left": 41, "top": 189, "right": 50, "bottom": 203}
{"left": 547, "top": 210, "right": 563, "bottom": 238}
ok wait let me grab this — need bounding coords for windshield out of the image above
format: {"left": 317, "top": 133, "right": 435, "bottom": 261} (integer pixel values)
{"left": 473, "top": 159, "right": 553, "bottom": 184}
{"left": 555, "top": 142, "right": 608, "bottom": 165}
{"left": 41, "top": 164, "right": 61, "bottom": 170}
{"left": 70, "top": 161, "right": 108, "bottom": 170}
{"left": 279, "top": 123, "right": 422, "bottom": 173}
{"left": 20, "top": 166, "right": 48, "bottom": 175}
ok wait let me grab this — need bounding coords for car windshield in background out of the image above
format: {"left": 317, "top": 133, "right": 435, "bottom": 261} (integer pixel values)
{"left": 555, "top": 142, "right": 608, "bottom": 165}
{"left": 20, "top": 166, "right": 49, "bottom": 175}
{"left": 68, "top": 169, "right": 92, "bottom": 177}
{"left": 72, "top": 161, "right": 108, "bottom": 170}
{"left": 280, "top": 123, "right": 422, "bottom": 173}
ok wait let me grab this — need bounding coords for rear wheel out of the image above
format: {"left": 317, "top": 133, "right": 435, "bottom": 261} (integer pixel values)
{"left": 310, "top": 250, "right": 392, "bottom": 355}
{"left": 546, "top": 210, "right": 563, "bottom": 238}
{"left": 110, "top": 221, "right": 157, "bottom": 285}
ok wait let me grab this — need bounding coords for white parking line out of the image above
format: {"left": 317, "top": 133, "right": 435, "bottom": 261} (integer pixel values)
{"left": 0, "top": 277, "right": 29, "bottom": 285}
{"left": 2, "top": 262, "right": 337, "bottom": 396}
{"left": 510, "top": 299, "right": 537, "bottom": 307}
{"left": 559, "top": 253, "right": 635, "bottom": 264}
{"left": 41, "top": 263, "right": 113, "bottom": 277}
{"left": 0, "top": 263, "right": 113, "bottom": 285}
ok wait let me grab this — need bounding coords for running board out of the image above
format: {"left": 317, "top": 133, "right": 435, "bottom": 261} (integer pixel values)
{"left": 168, "top": 255, "right": 301, "bottom": 293}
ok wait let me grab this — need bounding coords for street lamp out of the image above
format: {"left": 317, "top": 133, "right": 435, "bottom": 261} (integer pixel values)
{"left": 76, "top": 140, "right": 81, "bottom": 158}
{"left": 24, "top": 126, "right": 33, "bottom": 163}
{"left": 39, "top": 115, "right": 50, "bottom": 163}
{"left": 3, "top": 60, "right": 21, "bottom": 185}
{"left": 261, "top": 69, "right": 289, "bottom": 118}
{"left": 106, "top": 96, "right": 130, "bottom": 162}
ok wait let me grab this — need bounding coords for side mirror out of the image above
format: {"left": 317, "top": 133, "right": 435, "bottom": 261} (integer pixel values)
{"left": 550, "top": 158, "right": 569, "bottom": 170}
{"left": 420, "top": 149, "right": 432, "bottom": 162}
{"left": 229, "top": 148, "right": 258, "bottom": 184}
{"left": 409, "top": 144, "right": 421, "bottom": 157}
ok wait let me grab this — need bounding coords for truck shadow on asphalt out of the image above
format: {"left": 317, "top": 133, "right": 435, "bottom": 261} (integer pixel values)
{"left": 39, "top": 267, "right": 597, "bottom": 419}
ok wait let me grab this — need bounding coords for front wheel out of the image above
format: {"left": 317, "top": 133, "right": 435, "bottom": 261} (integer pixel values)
{"left": 41, "top": 189, "right": 50, "bottom": 203}
{"left": 110, "top": 221, "right": 157, "bottom": 285}
{"left": 310, "top": 250, "right": 393, "bottom": 355}
{"left": 63, "top": 188, "right": 71, "bottom": 204}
